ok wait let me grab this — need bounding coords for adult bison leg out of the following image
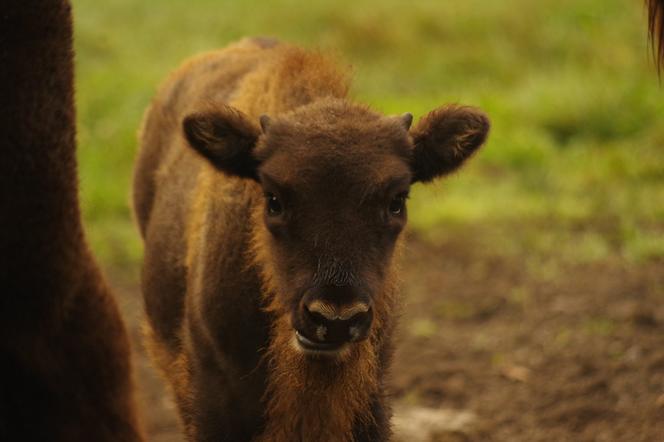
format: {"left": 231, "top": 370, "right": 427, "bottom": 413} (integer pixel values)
{"left": 0, "top": 1, "right": 143, "bottom": 440}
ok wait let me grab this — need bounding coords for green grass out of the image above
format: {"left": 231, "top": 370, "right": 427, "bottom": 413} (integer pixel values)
{"left": 73, "top": 0, "right": 664, "bottom": 272}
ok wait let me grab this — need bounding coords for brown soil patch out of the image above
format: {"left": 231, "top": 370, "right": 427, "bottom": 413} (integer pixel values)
{"left": 112, "top": 230, "right": 664, "bottom": 441}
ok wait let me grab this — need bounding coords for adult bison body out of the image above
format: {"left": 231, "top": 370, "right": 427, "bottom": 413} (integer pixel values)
{"left": 134, "top": 38, "right": 489, "bottom": 441}
{"left": 0, "top": 1, "right": 143, "bottom": 440}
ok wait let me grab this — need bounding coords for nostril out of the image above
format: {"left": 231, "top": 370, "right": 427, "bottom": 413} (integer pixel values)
{"left": 347, "top": 307, "right": 373, "bottom": 342}
{"left": 344, "top": 308, "right": 371, "bottom": 326}
{"left": 348, "top": 325, "right": 362, "bottom": 341}
{"left": 304, "top": 304, "right": 328, "bottom": 325}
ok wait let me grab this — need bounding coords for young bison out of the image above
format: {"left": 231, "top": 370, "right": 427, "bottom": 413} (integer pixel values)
{"left": 134, "top": 38, "right": 489, "bottom": 441}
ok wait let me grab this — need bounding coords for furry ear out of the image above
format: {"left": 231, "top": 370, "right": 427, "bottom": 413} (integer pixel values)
{"left": 183, "top": 105, "right": 262, "bottom": 180}
{"left": 410, "top": 105, "right": 490, "bottom": 183}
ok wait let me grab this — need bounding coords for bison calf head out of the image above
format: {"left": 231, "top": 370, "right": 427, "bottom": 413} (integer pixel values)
{"left": 184, "top": 98, "right": 489, "bottom": 358}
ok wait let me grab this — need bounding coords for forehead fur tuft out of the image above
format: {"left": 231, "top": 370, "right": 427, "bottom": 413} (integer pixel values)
{"left": 255, "top": 98, "right": 410, "bottom": 160}
{"left": 254, "top": 98, "right": 413, "bottom": 191}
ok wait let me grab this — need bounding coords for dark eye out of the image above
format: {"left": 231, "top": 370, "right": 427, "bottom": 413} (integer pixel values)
{"left": 265, "top": 193, "right": 283, "bottom": 216}
{"left": 388, "top": 193, "right": 407, "bottom": 216}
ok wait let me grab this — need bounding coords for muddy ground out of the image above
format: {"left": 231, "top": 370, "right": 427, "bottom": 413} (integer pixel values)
{"left": 112, "top": 230, "right": 664, "bottom": 441}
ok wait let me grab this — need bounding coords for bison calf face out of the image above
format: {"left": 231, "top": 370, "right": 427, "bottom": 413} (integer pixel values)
{"left": 257, "top": 148, "right": 411, "bottom": 355}
{"left": 184, "top": 98, "right": 489, "bottom": 358}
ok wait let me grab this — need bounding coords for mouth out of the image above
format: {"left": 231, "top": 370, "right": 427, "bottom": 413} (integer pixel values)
{"left": 294, "top": 331, "right": 348, "bottom": 355}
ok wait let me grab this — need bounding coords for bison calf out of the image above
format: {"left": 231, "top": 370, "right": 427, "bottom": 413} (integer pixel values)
{"left": 134, "top": 38, "right": 489, "bottom": 441}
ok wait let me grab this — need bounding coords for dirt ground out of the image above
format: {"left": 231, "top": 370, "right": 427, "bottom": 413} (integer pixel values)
{"left": 112, "top": 230, "right": 664, "bottom": 441}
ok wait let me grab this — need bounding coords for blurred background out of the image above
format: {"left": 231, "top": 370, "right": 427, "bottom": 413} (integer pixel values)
{"left": 73, "top": 0, "right": 663, "bottom": 440}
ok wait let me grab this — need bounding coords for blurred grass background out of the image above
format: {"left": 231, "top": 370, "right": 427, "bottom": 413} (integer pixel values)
{"left": 73, "top": 0, "right": 664, "bottom": 275}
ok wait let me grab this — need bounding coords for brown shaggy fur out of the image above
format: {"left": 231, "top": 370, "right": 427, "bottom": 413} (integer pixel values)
{"left": 647, "top": 0, "right": 664, "bottom": 72}
{"left": 0, "top": 2, "right": 143, "bottom": 440}
{"left": 135, "top": 38, "right": 489, "bottom": 441}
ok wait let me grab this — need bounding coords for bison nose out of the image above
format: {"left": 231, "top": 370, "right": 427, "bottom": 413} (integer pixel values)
{"left": 302, "top": 299, "right": 373, "bottom": 344}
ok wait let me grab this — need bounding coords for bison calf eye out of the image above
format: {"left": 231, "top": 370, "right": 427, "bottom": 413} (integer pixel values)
{"left": 265, "top": 193, "right": 283, "bottom": 216}
{"left": 388, "top": 193, "right": 408, "bottom": 216}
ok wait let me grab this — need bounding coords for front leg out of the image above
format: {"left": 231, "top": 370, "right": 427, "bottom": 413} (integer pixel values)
{"left": 187, "top": 352, "right": 267, "bottom": 442}
{"left": 185, "top": 318, "right": 268, "bottom": 442}
{"left": 352, "top": 393, "right": 392, "bottom": 442}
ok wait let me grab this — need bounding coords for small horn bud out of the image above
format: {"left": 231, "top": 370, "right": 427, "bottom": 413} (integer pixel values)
{"left": 401, "top": 112, "right": 413, "bottom": 130}
{"left": 259, "top": 114, "right": 271, "bottom": 133}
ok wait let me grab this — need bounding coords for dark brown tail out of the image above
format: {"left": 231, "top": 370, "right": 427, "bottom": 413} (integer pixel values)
{"left": 647, "top": 0, "right": 664, "bottom": 72}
